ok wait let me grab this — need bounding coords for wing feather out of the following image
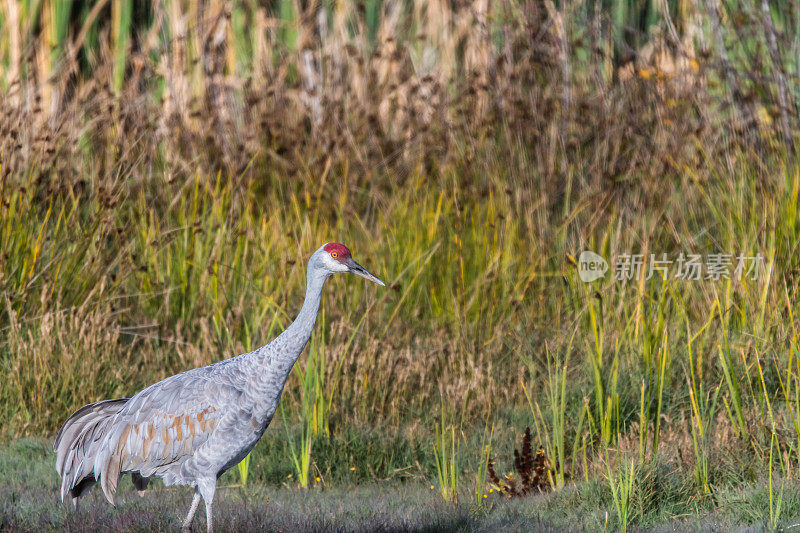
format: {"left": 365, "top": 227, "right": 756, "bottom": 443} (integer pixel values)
{"left": 93, "top": 367, "right": 240, "bottom": 503}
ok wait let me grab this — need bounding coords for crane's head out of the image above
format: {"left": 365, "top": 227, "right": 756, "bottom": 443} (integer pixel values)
{"left": 314, "top": 242, "right": 385, "bottom": 286}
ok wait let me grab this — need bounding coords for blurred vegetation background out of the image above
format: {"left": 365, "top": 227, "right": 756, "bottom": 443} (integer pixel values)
{"left": 2, "top": 0, "right": 800, "bottom": 518}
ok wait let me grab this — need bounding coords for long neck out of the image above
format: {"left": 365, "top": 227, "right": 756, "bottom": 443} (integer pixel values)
{"left": 269, "top": 266, "right": 327, "bottom": 365}
{"left": 240, "top": 261, "right": 328, "bottom": 417}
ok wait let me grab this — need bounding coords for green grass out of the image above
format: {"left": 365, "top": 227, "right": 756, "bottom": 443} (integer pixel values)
{"left": 606, "top": 457, "right": 636, "bottom": 533}
{"left": 433, "top": 402, "right": 462, "bottom": 503}
{"left": 3, "top": 151, "right": 800, "bottom": 529}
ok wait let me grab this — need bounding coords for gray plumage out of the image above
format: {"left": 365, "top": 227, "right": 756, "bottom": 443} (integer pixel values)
{"left": 54, "top": 243, "right": 384, "bottom": 532}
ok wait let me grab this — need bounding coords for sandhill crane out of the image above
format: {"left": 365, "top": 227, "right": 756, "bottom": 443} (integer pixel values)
{"left": 54, "top": 243, "right": 384, "bottom": 532}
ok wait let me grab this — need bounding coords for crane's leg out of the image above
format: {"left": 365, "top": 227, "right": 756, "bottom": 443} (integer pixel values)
{"left": 197, "top": 478, "right": 216, "bottom": 533}
{"left": 131, "top": 472, "right": 150, "bottom": 496}
{"left": 205, "top": 499, "right": 214, "bottom": 533}
{"left": 181, "top": 490, "right": 201, "bottom": 532}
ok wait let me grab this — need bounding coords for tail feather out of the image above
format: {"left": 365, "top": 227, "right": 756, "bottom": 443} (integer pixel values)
{"left": 93, "top": 416, "right": 135, "bottom": 504}
{"left": 98, "top": 439, "right": 122, "bottom": 503}
{"left": 54, "top": 399, "right": 128, "bottom": 505}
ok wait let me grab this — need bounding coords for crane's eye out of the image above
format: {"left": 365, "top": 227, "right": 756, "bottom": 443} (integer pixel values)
{"left": 331, "top": 252, "right": 338, "bottom": 258}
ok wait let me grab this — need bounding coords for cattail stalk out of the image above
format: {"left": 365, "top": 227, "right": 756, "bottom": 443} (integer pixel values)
{"left": 761, "top": 0, "right": 793, "bottom": 154}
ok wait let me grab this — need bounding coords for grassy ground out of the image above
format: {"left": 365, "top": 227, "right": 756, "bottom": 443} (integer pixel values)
{"left": 3, "top": 438, "right": 799, "bottom": 532}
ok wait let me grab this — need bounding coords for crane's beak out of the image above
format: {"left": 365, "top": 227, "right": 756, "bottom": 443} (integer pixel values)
{"left": 346, "top": 258, "right": 385, "bottom": 286}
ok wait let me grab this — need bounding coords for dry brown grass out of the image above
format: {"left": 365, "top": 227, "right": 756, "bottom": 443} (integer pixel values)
{"left": 1, "top": 0, "right": 758, "bottom": 192}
